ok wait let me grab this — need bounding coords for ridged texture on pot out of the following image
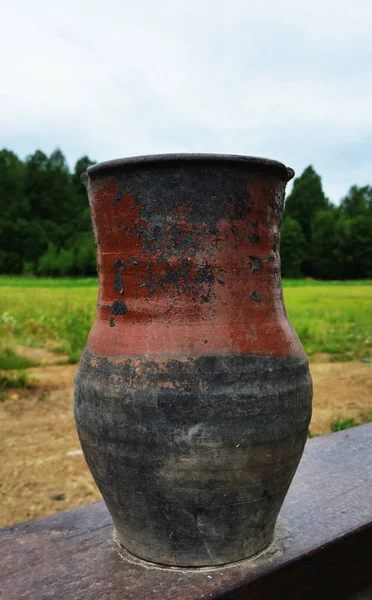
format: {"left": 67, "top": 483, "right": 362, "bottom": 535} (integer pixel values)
{"left": 74, "top": 154, "right": 312, "bottom": 566}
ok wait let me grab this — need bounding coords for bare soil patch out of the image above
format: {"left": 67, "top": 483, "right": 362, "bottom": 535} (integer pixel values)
{"left": 14, "top": 345, "right": 69, "bottom": 365}
{"left": 310, "top": 360, "right": 372, "bottom": 434}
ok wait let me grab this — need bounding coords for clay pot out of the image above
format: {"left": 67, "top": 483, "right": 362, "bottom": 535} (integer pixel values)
{"left": 74, "top": 154, "right": 312, "bottom": 567}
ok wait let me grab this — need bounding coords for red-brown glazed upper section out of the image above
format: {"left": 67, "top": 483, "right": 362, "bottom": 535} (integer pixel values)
{"left": 83, "top": 154, "right": 303, "bottom": 358}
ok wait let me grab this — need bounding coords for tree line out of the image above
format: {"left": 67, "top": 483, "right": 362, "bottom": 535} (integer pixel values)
{"left": 0, "top": 149, "right": 96, "bottom": 276}
{"left": 282, "top": 166, "right": 372, "bottom": 279}
{"left": 0, "top": 148, "right": 371, "bottom": 279}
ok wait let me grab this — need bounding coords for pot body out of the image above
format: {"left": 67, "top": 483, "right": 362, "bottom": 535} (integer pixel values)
{"left": 74, "top": 154, "right": 312, "bottom": 566}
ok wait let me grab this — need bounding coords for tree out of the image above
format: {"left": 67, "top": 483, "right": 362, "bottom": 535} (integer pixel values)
{"left": 74, "top": 233, "right": 96, "bottom": 275}
{"left": 38, "top": 243, "right": 75, "bottom": 276}
{"left": 24, "top": 148, "right": 79, "bottom": 255}
{"left": 0, "top": 148, "right": 99, "bottom": 275}
{"left": 24, "top": 150, "right": 50, "bottom": 221}
{"left": 280, "top": 217, "right": 306, "bottom": 278}
{"left": 73, "top": 156, "right": 96, "bottom": 189}
{"left": 310, "top": 210, "right": 345, "bottom": 280}
{"left": 25, "top": 148, "right": 76, "bottom": 224}
{"left": 339, "top": 185, "right": 372, "bottom": 218}
{"left": 72, "top": 156, "right": 96, "bottom": 232}
{"left": 45, "top": 149, "right": 77, "bottom": 225}
{"left": 285, "top": 166, "right": 329, "bottom": 241}
{"left": 343, "top": 216, "right": 372, "bottom": 279}
{"left": 0, "top": 150, "right": 29, "bottom": 273}
{"left": 0, "top": 149, "right": 28, "bottom": 220}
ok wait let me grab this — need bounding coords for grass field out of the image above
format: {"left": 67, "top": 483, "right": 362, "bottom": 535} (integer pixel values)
{"left": 1, "top": 277, "right": 372, "bottom": 369}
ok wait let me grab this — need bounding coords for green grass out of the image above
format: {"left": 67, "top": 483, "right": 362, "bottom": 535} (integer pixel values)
{"left": 0, "top": 276, "right": 98, "bottom": 288}
{"left": 0, "top": 279, "right": 97, "bottom": 363}
{"left": 283, "top": 279, "right": 372, "bottom": 287}
{"left": 330, "top": 410, "right": 372, "bottom": 432}
{"left": 0, "top": 277, "right": 372, "bottom": 364}
{"left": 283, "top": 282, "right": 372, "bottom": 359}
{"left": 0, "top": 370, "right": 29, "bottom": 400}
{"left": 330, "top": 417, "right": 358, "bottom": 432}
{"left": 0, "top": 347, "right": 37, "bottom": 370}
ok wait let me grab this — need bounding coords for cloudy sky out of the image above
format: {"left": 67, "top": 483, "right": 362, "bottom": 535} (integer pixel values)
{"left": 1, "top": 0, "right": 371, "bottom": 202}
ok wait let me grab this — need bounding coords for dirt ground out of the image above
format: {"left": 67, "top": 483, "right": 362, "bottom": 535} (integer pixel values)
{"left": 1, "top": 359, "right": 371, "bottom": 528}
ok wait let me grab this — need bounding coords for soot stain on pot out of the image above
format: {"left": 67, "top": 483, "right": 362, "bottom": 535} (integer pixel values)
{"left": 113, "top": 259, "right": 126, "bottom": 294}
{"left": 136, "top": 219, "right": 200, "bottom": 261}
{"left": 138, "top": 262, "right": 216, "bottom": 304}
{"left": 248, "top": 219, "right": 259, "bottom": 229}
{"left": 113, "top": 259, "right": 126, "bottom": 272}
{"left": 250, "top": 290, "right": 262, "bottom": 303}
{"left": 248, "top": 254, "right": 276, "bottom": 273}
{"left": 248, "top": 256, "right": 263, "bottom": 273}
{"left": 111, "top": 300, "right": 128, "bottom": 315}
{"left": 114, "top": 272, "right": 124, "bottom": 294}
{"left": 249, "top": 233, "right": 260, "bottom": 245}
{"left": 113, "top": 169, "right": 254, "bottom": 261}
{"left": 269, "top": 185, "right": 286, "bottom": 222}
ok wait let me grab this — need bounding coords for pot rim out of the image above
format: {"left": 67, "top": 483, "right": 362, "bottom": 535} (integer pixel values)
{"left": 84, "top": 153, "right": 295, "bottom": 182}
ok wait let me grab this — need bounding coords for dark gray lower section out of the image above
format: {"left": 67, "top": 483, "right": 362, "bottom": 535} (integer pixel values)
{"left": 74, "top": 350, "right": 312, "bottom": 566}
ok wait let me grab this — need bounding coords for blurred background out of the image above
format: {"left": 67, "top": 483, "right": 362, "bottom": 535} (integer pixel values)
{"left": 1, "top": 0, "right": 371, "bottom": 527}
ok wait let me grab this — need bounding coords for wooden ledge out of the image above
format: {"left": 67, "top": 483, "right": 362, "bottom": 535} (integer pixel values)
{"left": 1, "top": 424, "right": 372, "bottom": 599}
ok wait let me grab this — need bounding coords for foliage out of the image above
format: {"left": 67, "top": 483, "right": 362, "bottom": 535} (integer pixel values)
{"left": 310, "top": 210, "right": 345, "bottom": 280}
{"left": 330, "top": 409, "right": 372, "bottom": 433}
{"left": 330, "top": 417, "right": 358, "bottom": 432}
{"left": 343, "top": 216, "right": 372, "bottom": 279}
{"left": 0, "top": 370, "right": 29, "bottom": 395}
{"left": 0, "top": 347, "right": 37, "bottom": 370}
{"left": 280, "top": 217, "right": 306, "bottom": 278}
{"left": 339, "top": 185, "right": 372, "bottom": 218}
{"left": 0, "top": 147, "right": 96, "bottom": 276}
{"left": 285, "top": 165, "right": 329, "bottom": 241}
{"left": 283, "top": 167, "right": 372, "bottom": 279}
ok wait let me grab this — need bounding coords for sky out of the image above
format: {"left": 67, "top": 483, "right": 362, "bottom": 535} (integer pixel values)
{"left": 1, "top": 0, "right": 371, "bottom": 203}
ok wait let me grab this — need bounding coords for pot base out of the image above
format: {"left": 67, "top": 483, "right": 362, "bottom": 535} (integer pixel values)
{"left": 114, "top": 527, "right": 275, "bottom": 568}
